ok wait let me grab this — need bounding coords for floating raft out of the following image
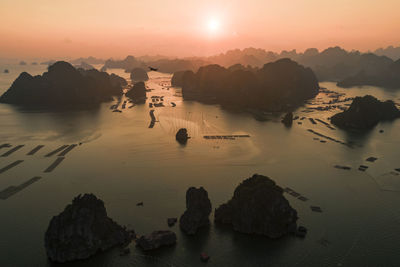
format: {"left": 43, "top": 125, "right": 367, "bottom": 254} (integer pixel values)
{"left": 334, "top": 165, "right": 351, "bottom": 170}
{"left": 44, "top": 157, "right": 65, "bottom": 173}
{"left": 0, "top": 160, "right": 24, "bottom": 174}
{"left": 309, "top": 118, "right": 317, "bottom": 124}
{"left": 0, "top": 144, "right": 12, "bottom": 150}
{"left": 149, "top": 110, "right": 156, "bottom": 128}
{"left": 58, "top": 144, "right": 77, "bottom": 157}
{"left": 307, "top": 129, "right": 352, "bottom": 147}
{"left": 0, "top": 176, "right": 41, "bottom": 200}
{"left": 298, "top": 196, "right": 308, "bottom": 201}
{"left": 315, "top": 119, "right": 336, "bottom": 130}
{"left": 358, "top": 165, "right": 369, "bottom": 172}
{"left": 284, "top": 187, "right": 309, "bottom": 202}
{"left": 203, "top": 135, "right": 250, "bottom": 140}
{"left": 310, "top": 206, "right": 323, "bottom": 213}
{"left": 1, "top": 145, "right": 24, "bottom": 157}
{"left": 27, "top": 145, "right": 44, "bottom": 155}
{"left": 44, "top": 145, "right": 69, "bottom": 157}
{"left": 366, "top": 157, "right": 378, "bottom": 162}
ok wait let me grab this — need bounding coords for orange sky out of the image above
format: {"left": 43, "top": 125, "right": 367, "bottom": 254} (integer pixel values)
{"left": 1, "top": 0, "right": 400, "bottom": 59}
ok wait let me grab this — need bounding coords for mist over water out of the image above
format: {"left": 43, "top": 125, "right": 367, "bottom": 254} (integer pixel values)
{"left": 1, "top": 64, "right": 400, "bottom": 266}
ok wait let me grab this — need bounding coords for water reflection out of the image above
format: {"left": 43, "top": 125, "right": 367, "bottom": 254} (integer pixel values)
{"left": 0, "top": 103, "right": 103, "bottom": 143}
{"left": 0, "top": 70, "right": 400, "bottom": 266}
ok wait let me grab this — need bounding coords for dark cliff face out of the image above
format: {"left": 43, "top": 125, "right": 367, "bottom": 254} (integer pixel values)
{"left": 214, "top": 174, "right": 298, "bottom": 238}
{"left": 125, "top": 81, "right": 146, "bottom": 102}
{"left": 179, "top": 187, "right": 212, "bottom": 235}
{"left": 331, "top": 95, "right": 400, "bottom": 129}
{"left": 172, "top": 58, "right": 319, "bottom": 111}
{"left": 171, "top": 71, "right": 186, "bottom": 87}
{"left": 44, "top": 194, "right": 131, "bottom": 263}
{"left": 0, "top": 61, "right": 125, "bottom": 108}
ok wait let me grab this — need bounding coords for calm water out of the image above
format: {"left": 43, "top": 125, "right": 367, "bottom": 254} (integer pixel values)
{"left": 1, "top": 64, "right": 400, "bottom": 267}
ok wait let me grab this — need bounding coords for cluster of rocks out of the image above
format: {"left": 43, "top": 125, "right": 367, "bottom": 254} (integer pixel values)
{"left": 44, "top": 174, "right": 301, "bottom": 263}
{"left": 101, "top": 55, "right": 147, "bottom": 72}
{"left": 136, "top": 231, "right": 177, "bottom": 251}
{"left": 331, "top": 95, "right": 400, "bottom": 129}
{"left": 0, "top": 61, "right": 126, "bottom": 107}
{"left": 171, "top": 58, "right": 319, "bottom": 112}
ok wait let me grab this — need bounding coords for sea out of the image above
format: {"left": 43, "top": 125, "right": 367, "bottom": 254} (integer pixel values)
{"left": 0, "top": 62, "right": 400, "bottom": 267}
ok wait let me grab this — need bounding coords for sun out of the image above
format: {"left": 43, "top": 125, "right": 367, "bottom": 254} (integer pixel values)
{"left": 207, "top": 18, "right": 220, "bottom": 34}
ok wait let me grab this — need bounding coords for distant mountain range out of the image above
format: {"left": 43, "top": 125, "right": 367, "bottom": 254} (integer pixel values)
{"left": 8, "top": 45, "right": 399, "bottom": 88}
{"left": 86, "top": 46, "right": 400, "bottom": 85}
{"left": 374, "top": 46, "right": 400, "bottom": 61}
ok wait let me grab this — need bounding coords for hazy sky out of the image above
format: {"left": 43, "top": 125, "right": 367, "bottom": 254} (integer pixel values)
{"left": 1, "top": 0, "right": 399, "bottom": 59}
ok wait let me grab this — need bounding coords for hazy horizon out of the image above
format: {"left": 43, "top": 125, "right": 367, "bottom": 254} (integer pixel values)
{"left": 1, "top": 0, "right": 400, "bottom": 59}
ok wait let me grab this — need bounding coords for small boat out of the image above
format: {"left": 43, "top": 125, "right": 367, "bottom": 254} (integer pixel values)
{"left": 200, "top": 252, "right": 210, "bottom": 262}
{"left": 296, "top": 226, "right": 308, "bottom": 238}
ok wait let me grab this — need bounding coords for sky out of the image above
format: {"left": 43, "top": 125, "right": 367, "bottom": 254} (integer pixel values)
{"left": 1, "top": 0, "right": 400, "bottom": 59}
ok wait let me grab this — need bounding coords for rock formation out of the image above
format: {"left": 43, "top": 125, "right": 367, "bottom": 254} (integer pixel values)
{"left": 337, "top": 59, "right": 400, "bottom": 89}
{"left": 44, "top": 194, "right": 132, "bottom": 263}
{"left": 331, "top": 95, "right": 400, "bottom": 129}
{"left": 179, "top": 187, "right": 212, "bottom": 235}
{"left": 130, "top": 68, "right": 149, "bottom": 82}
{"left": 175, "top": 128, "right": 189, "bottom": 144}
{"left": 70, "top": 56, "right": 105, "bottom": 65}
{"left": 136, "top": 230, "right": 177, "bottom": 251}
{"left": 171, "top": 70, "right": 186, "bottom": 87}
{"left": 102, "top": 55, "right": 146, "bottom": 72}
{"left": 19, "top": 61, "right": 27, "bottom": 65}
{"left": 214, "top": 174, "right": 298, "bottom": 238}
{"left": 201, "top": 46, "right": 398, "bottom": 82}
{"left": 167, "top": 218, "right": 177, "bottom": 227}
{"left": 0, "top": 61, "right": 125, "bottom": 107}
{"left": 173, "top": 58, "right": 319, "bottom": 112}
{"left": 110, "top": 73, "right": 128, "bottom": 87}
{"left": 74, "top": 61, "right": 95, "bottom": 70}
{"left": 281, "top": 112, "right": 293, "bottom": 126}
{"left": 125, "top": 81, "right": 146, "bottom": 103}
